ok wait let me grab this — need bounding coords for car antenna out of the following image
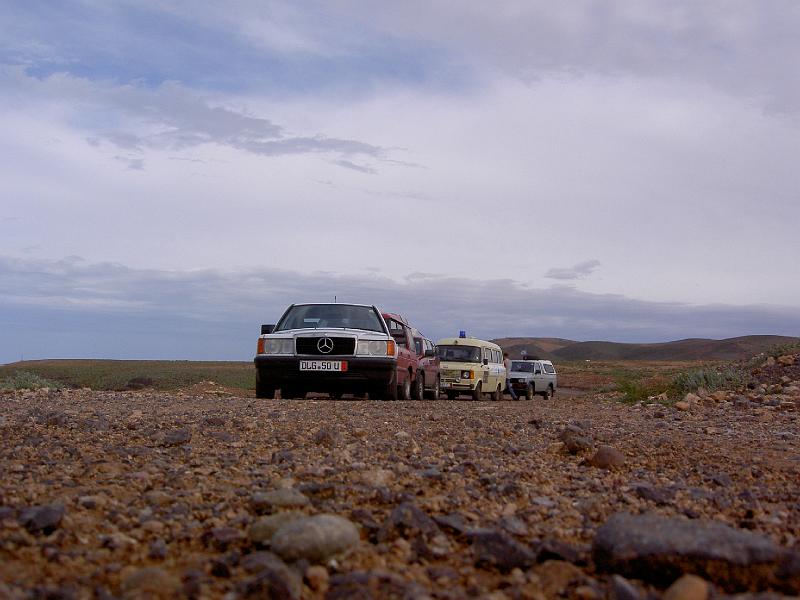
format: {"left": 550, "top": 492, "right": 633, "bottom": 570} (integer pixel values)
{"left": 334, "top": 295, "right": 337, "bottom": 303}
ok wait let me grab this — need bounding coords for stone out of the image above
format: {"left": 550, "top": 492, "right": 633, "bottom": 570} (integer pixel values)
{"left": 326, "top": 570, "right": 429, "bottom": 600}
{"left": 675, "top": 401, "right": 690, "bottom": 411}
{"left": 585, "top": 446, "right": 625, "bottom": 469}
{"left": 535, "top": 560, "right": 586, "bottom": 598}
{"left": 248, "top": 511, "right": 304, "bottom": 544}
{"left": 144, "top": 490, "right": 172, "bottom": 507}
{"left": 204, "top": 526, "right": 241, "bottom": 550}
{"left": 469, "top": 529, "right": 537, "bottom": 572}
{"left": 238, "top": 556, "right": 302, "bottom": 600}
{"left": 632, "top": 484, "right": 674, "bottom": 505}
{"left": 663, "top": 574, "right": 709, "bottom": 600}
{"left": 120, "top": 567, "right": 181, "bottom": 599}
{"left": 777, "top": 355, "right": 795, "bottom": 366}
{"left": 361, "top": 467, "right": 394, "bottom": 487}
{"left": 305, "top": 565, "right": 329, "bottom": 592}
{"left": 312, "top": 427, "right": 339, "bottom": 447}
{"left": 160, "top": 428, "right": 192, "bottom": 447}
{"left": 378, "top": 502, "right": 440, "bottom": 541}
{"left": 251, "top": 489, "right": 309, "bottom": 514}
{"left": 240, "top": 551, "right": 285, "bottom": 574}
{"left": 433, "top": 512, "right": 471, "bottom": 535}
{"left": 593, "top": 512, "right": 798, "bottom": 592}
{"left": 18, "top": 503, "right": 65, "bottom": 535}
{"left": 271, "top": 514, "right": 360, "bottom": 563}
{"left": 611, "top": 574, "right": 642, "bottom": 600}
{"left": 559, "top": 428, "right": 594, "bottom": 455}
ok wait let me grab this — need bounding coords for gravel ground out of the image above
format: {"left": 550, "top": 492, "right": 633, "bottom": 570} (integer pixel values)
{"left": 1, "top": 365, "right": 799, "bottom": 599}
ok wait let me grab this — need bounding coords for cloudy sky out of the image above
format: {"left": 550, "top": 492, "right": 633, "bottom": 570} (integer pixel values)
{"left": 2, "top": 1, "right": 799, "bottom": 362}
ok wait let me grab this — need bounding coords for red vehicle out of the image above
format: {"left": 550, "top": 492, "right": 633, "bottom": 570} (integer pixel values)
{"left": 381, "top": 312, "right": 420, "bottom": 400}
{"left": 412, "top": 328, "right": 440, "bottom": 400}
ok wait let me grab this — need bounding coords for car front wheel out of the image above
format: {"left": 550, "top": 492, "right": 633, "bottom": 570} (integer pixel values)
{"left": 399, "top": 375, "right": 412, "bottom": 400}
{"left": 525, "top": 383, "right": 534, "bottom": 401}
{"left": 471, "top": 381, "right": 482, "bottom": 401}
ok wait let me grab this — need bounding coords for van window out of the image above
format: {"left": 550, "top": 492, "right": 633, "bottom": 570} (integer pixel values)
{"left": 534, "top": 363, "right": 542, "bottom": 374}
{"left": 438, "top": 345, "right": 481, "bottom": 363}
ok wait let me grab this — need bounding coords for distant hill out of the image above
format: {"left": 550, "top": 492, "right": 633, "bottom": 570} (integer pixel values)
{"left": 493, "top": 335, "right": 800, "bottom": 361}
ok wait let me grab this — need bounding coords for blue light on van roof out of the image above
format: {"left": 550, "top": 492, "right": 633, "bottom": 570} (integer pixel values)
{"left": 459, "top": 330, "right": 466, "bottom": 338}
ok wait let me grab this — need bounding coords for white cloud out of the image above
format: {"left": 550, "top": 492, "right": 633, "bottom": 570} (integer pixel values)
{"left": 546, "top": 260, "right": 601, "bottom": 280}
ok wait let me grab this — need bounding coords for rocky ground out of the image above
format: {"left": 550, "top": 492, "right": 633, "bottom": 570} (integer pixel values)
{"left": 1, "top": 356, "right": 799, "bottom": 599}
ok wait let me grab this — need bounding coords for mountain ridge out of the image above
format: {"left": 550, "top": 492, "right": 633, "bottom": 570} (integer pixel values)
{"left": 492, "top": 335, "right": 799, "bottom": 361}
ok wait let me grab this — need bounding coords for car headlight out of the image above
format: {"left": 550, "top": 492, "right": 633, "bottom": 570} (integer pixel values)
{"left": 265, "top": 338, "right": 294, "bottom": 354}
{"left": 357, "top": 340, "right": 388, "bottom": 356}
{"left": 461, "top": 370, "right": 473, "bottom": 379}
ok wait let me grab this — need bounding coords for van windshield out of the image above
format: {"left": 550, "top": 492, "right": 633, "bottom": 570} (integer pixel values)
{"left": 511, "top": 361, "right": 534, "bottom": 372}
{"left": 437, "top": 345, "right": 481, "bottom": 363}
{"left": 275, "top": 304, "right": 384, "bottom": 332}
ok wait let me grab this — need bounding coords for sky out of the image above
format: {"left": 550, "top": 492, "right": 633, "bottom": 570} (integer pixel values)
{"left": 1, "top": 1, "right": 799, "bottom": 362}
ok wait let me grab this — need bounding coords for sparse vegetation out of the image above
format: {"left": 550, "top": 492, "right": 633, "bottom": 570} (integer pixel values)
{"left": 0, "top": 360, "right": 254, "bottom": 392}
{"left": 765, "top": 341, "right": 800, "bottom": 359}
{"left": 0, "top": 370, "right": 62, "bottom": 390}
{"left": 669, "top": 365, "right": 750, "bottom": 397}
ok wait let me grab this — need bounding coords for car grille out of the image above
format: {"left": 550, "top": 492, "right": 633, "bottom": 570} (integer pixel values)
{"left": 295, "top": 337, "right": 356, "bottom": 356}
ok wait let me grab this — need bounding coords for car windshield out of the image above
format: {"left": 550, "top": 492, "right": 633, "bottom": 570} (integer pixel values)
{"left": 437, "top": 345, "right": 481, "bottom": 363}
{"left": 275, "top": 304, "right": 384, "bottom": 332}
{"left": 511, "top": 361, "right": 534, "bottom": 372}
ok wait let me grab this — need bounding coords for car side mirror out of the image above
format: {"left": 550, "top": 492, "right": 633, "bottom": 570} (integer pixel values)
{"left": 483, "top": 358, "right": 489, "bottom": 365}
{"left": 424, "top": 349, "right": 436, "bottom": 357}
{"left": 261, "top": 324, "right": 275, "bottom": 334}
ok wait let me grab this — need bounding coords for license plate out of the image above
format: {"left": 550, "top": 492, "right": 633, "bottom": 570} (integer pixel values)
{"left": 299, "top": 360, "right": 347, "bottom": 372}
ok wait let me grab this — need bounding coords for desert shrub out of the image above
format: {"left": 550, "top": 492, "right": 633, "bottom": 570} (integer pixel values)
{"left": 614, "top": 375, "right": 669, "bottom": 404}
{"left": 669, "top": 366, "right": 748, "bottom": 397}
{"left": 765, "top": 341, "right": 800, "bottom": 358}
{"left": 0, "top": 370, "right": 62, "bottom": 390}
{"left": 126, "top": 376, "right": 155, "bottom": 390}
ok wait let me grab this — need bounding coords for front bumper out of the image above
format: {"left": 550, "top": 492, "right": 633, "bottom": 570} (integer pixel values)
{"left": 254, "top": 355, "right": 395, "bottom": 392}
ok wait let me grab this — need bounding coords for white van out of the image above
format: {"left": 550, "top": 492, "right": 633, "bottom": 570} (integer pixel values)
{"left": 436, "top": 336, "right": 505, "bottom": 400}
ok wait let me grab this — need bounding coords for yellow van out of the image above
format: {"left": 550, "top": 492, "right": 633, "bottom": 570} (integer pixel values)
{"left": 436, "top": 335, "right": 505, "bottom": 400}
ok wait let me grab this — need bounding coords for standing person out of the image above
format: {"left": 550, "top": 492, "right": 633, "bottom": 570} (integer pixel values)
{"left": 503, "top": 352, "right": 518, "bottom": 400}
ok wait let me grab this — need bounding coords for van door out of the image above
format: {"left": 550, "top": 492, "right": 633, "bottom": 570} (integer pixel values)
{"left": 481, "top": 347, "right": 491, "bottom": 385}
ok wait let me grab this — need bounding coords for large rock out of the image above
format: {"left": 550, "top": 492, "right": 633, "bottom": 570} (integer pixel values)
{"left": 271, "top": 514, "right": 360, "bottom": 563}
{"left": 251, "top": 489, "right": 309, "bottom": 514}
{"left": 249, "top": 511, "right": 305, "bottom": 544}
{"left": 469, "top": 529, "right": 537, "bottom": 572}
{"left": 593, "top": 512, "right": 800, "bottom": 593}
{"left": 18, "top": 503, "right": 64, "bottom": 535}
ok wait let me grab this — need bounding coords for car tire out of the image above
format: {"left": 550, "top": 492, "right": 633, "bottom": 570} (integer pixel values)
{"left": 413, "top": 374, "right": 424, "bottom": 401}
{"left": 400, "top": 375, "right": 412, "bottom": 400}
{"left": 541, "top": 385, "right": 552, "bottom": 400}
{"left": 471, "top": 381, "right": 482, "bottom": 401}
{"left": 381, "top": 372, "right": 399, "bottom": 401}
{"left": 425, "top": 377, "right": 440, "bottom": 400}
{"left": 525, "top": 383, "right": 534, "bottom": 401}
{"left": 255, "top": 378, "right": 275, "bottom": 399}
{"left": 492, "top": 383, "right": 502, "bottom": 401}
